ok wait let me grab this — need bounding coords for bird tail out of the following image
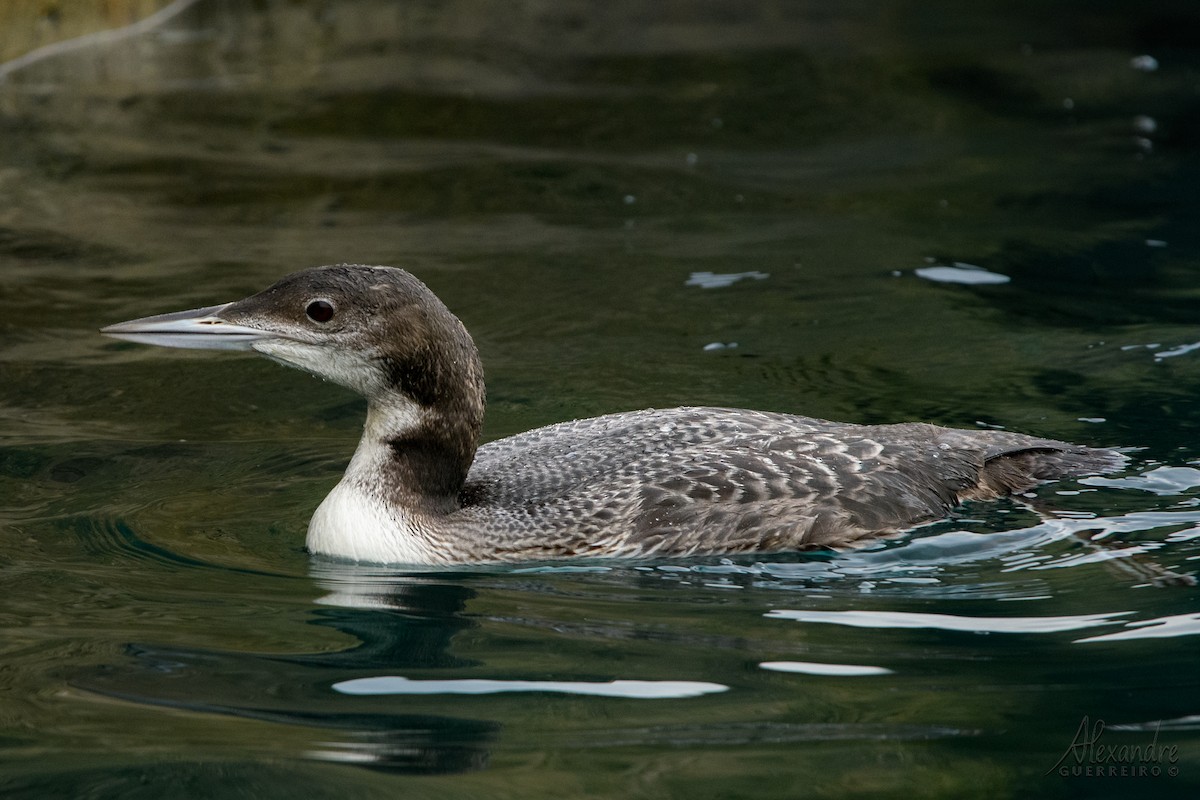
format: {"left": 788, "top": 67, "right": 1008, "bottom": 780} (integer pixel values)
{"left": 968, "top": 442, "right": 1126, "bottom": 500}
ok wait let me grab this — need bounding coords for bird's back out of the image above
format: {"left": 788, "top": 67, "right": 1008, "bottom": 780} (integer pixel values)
{"left": 456, "top": 407, "right": 1121, "bottom": 559}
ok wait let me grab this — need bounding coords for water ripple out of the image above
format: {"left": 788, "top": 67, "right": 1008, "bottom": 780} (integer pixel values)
{"left": 1074, "top": 612, "right": 1200, "bottom": 644}
{"left": 333, "top": 676, "right": 728, "bottom": 699}
{"left": 760, "top": 661, "right": 893, "bottom": 676}
{"left": 764, "top": 608, "right": 1131, "bottom": 634}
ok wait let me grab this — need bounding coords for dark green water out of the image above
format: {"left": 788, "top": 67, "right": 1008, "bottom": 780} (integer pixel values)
{"left": 2, "top": 1, "right": 1199, "bottom": 797}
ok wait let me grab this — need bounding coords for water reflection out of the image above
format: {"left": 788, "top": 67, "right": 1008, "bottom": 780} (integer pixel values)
{"left": 334, "top": 675, "right": 727, "bottom": 699}
{"left": 759, "top": 661, "right": 893, "bottom": 676}
{"left": 299, "top": 562, "right": 479, "bottom": 670}
{"left": 71, "top": 560, "right": 738, "bottom": 774}
{"left": 1074, "top": 612, "right": 1200, "bottom": 644}
{"left": 72, "top": 565, "right": 495, "bottom": 774}
{"left": 57, "top": 478, "right": 1200, "bottom": 779}
{"left": 764, "top": 608, "right": 1133, "bottom": 633}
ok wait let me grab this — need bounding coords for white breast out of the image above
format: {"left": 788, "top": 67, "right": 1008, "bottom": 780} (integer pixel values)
{"left": 306, "top": 479, "right": 444, "bottom": 565}
{"left": 305, "top": 396, "right": 451, "bottom": 565}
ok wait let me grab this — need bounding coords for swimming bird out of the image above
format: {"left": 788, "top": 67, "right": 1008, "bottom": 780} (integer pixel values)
{"left": 102, "top": 264, "right": 1123, "bottom": 565}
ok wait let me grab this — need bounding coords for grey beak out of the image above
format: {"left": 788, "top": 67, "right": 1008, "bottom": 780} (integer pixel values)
{"left": 101, "top": 303, "right": 269, "bottom": 351}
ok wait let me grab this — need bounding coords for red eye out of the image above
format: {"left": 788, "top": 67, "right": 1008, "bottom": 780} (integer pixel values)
{"left": 306, "top": 299, "right": 335, "bottom": 323}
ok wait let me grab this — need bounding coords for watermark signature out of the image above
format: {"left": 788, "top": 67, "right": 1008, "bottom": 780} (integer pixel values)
{"left": 1048, "top": 716, "right": 1180, "bottom": 778}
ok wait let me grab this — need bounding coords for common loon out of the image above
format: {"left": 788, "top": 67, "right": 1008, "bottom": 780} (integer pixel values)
{"left": 102, "top": 264, "right": 1123, "bottom": 565}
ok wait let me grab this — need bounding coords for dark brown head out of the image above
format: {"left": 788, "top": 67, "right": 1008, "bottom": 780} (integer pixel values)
{"left": 216, "top": 265, "right": 482, "bottom": 410}
{"left": 103, "top": 264, "right": 487, "bottom": 500}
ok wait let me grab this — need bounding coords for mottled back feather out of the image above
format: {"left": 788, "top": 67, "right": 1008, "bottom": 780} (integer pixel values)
{"left": 453, "top": 407, "right": 1122, "bottom": 560}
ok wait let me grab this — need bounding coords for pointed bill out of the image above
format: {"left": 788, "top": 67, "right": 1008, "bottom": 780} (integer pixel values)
{"left": 101, "top": 303, "right": 269, "bottom": 351}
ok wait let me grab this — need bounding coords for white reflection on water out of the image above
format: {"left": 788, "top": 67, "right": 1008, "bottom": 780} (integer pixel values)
{"left": 1081, "top": 466, "right": 1200, "bottom": 495}
{"left": 765, "top": 608, "right": 1131, "bottom": 633}
{"left": 914, "top": 263, "right": 1010, "bottom": 285}
{"left": 333, "top": 676, "right": 729, "bottom": 698}
{"left": 1111, "top": 714, "right": 1200, "bottom": 732}
{"left": 1073, "top": 612, "right": 1200, "bottom": 644}
{"left": 684, "top": 270, "right": 769, "bottom": 288}
{"left": 760, "top": 661, "right": 893, "bottom": 676}
{"left": 1130, "top": 54, "right": 1159, "bottom": 71}
{"left": 1155, "top": 342, "right": 1200, "bottom": 360}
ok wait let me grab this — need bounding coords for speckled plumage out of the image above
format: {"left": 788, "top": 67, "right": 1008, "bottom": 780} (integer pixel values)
{"left": 456, "top": 407, "right": 1120, "bottom": 561}
{"left": 102, "top": 265, "right": 1123, "bottom": 565}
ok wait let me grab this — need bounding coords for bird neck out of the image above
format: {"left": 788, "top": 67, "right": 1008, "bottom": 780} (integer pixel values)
{"left": 356, "top": 358, "right": 485, "bottom": 514}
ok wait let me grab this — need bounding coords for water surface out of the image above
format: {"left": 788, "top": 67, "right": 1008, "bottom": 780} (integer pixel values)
{"left": 1, "top": 1, "right": 1199, "bottom": 797}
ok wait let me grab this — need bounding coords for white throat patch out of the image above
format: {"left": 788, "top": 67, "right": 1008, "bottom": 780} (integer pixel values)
{"left": 305, "top": 395, "right": 444, "bottom": 564}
